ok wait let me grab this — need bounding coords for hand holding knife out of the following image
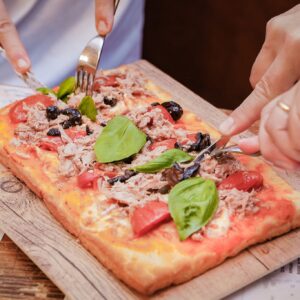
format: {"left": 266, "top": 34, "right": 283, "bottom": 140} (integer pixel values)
{"left": 0, "top": 46, "right": 46, "bottom": 90}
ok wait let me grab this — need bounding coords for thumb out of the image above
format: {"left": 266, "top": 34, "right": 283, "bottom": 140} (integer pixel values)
{"left": 219, "top": 51, "right": 300, "bottom": 136}
{"left": 95, "top": 0, "right": 115, "bottom": 36}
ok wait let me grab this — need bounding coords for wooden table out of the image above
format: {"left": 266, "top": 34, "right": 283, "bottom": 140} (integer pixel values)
{"left": 0, "top": 110, "right": 260, "bottom": 300}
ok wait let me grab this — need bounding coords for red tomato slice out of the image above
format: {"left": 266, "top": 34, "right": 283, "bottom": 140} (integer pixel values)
{"left": 38, "top": 137, "right": 63, "bottom": 152}
{"left": 149, "top": 139, "right": 177, "bottom": 151}
{"left": 65, "top": 128, "right": 87, "bottom": 140}
{"left": 130, "top": 201, "right": 171, "bottom": 237}
{"left": 218, "top": 171, "right": 263, "bottom": 192}
{"left": 94, "top": 74, "right": 124, "bottom": 91}
{"left": 9, "top": 94, "right": 54, "bottom": 123}
{"left": 77, "top": 171, "right": 100, "bottom": 189}
{"left": 151, "top": 105, "right": 175, "bottom": 124}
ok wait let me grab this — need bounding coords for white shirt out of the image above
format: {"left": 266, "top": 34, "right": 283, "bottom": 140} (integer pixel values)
{"left": 0, "top": 0, "right": 145, "bottom": 87}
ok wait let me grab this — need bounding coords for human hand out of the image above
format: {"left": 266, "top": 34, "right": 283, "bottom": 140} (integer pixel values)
{"left": 219, "top": 4, "right": 300, "bottom": 137}
{"left": 238, "top": 81, "right": 300, "bottom": 170}
{"left": 0, "top": 0, "right": 31, "bottom": 74}
{"left": 95, "top": 0, "right": 116, "bottom": 36}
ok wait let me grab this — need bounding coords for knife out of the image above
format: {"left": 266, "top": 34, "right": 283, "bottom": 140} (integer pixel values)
{"left": 0, "top": 46, "right": 46, "bottom": 90}
{"left": 194, "top": 135, "right": 231, "bottom": 164}
{"left": 181, "top": 135, "right": 230, "bottom": 180}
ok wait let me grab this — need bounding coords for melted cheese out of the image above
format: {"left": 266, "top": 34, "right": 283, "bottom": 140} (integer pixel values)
{"left": 205, "top": 208, "right": 231, "bottom": 238}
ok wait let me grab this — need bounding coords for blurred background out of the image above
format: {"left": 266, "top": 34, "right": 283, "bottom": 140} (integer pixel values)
{"left": 143, "top": 0, "right": 299, "bottom": 109}
{"left": 0, "top": 0, "right": 299, "bottom": 109}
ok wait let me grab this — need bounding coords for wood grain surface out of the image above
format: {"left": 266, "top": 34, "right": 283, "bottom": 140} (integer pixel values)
{"left": 0, "top": 60, "right": 299, "bottom": 300}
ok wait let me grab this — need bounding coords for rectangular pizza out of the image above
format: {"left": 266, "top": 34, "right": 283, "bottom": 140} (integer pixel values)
{"left": 0, "top": 62, "right": 299, "bottom": 295}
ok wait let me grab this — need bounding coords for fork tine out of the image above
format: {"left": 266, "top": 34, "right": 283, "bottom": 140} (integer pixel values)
{"left": 81, "top": 71, "right": 88, "bottom": 94}
{"left": 75, "top": 70, "right": 81, "bottom": 92}
{"left": 76, "top": 69, "right": 84, "bottom": 94}
{"left": 86, "top": 73, "right": 95, "bottom": 96}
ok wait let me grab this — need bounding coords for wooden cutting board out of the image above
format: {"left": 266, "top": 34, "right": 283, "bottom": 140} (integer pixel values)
{"left": 0, "top": 60, "right": 300, "bottom": 300}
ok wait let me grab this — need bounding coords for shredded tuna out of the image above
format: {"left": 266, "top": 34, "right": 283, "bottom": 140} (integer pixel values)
{"left": 219, "top": 188, "right": 259, "bottom": 217}
{"left": 102, "top": 173, "right": 168, "bottom": 206}
{"left": 199, "top": 154, "right": 243, "bottom": 183}
{"left": 127, "top": 105, "right": 187, "bottom": 141}
{"left": 25, "top": 103, "right": 49, "bottom": 131}
{"left": 130, "top": 142, "right": 167, "bottom": 167}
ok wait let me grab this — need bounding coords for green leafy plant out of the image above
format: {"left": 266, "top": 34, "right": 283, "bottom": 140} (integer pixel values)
{"left": 78, "top": 96, "right": 97, "bottom": 121}
{"left": 168, "top": 177, "right": 219, "bottom": 240}
{"left": 36, "top": 87, "right": 56, "bottom": 96}
{"left": 134, "top": 149, "right": 193, "bottom": 173}
{"left": 94, "top": 116, "right": 147, "bottom": 163}
{"left": 56, "top": 77, "right": 76, "bottom": 101}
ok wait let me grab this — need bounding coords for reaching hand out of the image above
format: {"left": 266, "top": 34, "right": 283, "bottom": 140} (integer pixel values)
{"left": 95, "top": 0, "right": 116, "bottom": 36}
{"left": 239, "top": 81, "right": 300, "bottom": 170}
{"left": 219, "top": 5, "right": 300, "bottom": 136}
{"left": 0, "top": 0, "right": 31, "bottom": 74}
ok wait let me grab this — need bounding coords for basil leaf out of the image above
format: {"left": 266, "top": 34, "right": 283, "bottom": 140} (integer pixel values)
{"left": 134, "top": 149, "right": 193, "bottom": 173}
{"left": 168, "top": 177, "right": 219, "bottom": 240}
{"left": 56, "top": 77, "right": 76, "bottom": 100}
{"left": 94, "top": 116, "right": 147, "bottom": 163}
{"left": 36, "top": 87, "right": 56, "bottom": 96}
{"left": 78, "top": 96, "right": 97, "bottom": 121}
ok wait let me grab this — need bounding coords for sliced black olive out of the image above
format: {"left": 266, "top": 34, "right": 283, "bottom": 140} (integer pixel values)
{"left": 86, "top": 125, "right": 93, "bottom": 135}
{"left": 100, "top": 122, "right": 107, "bottom": 127}
{"left": 181, "top": 163, "right": 200, "bottom": 181}
{"left": 61, "top": 119, "right": 73, "bottom": 129}
{"left": 187, "top": 133, "right": 211, "bottom": 152}
{"left": 61, "top": 108, "right": 81, "bottom": 119}
{"left": 60, "top": 108, "right": 82, "bottom": 127}
{"left": 108, "top": 170, "right": 137, "bottom": 185}
{"left": 103, "top": 96, "right": 118, "bottom": 107}
{"left": 161, "top": 101, "right": 183, "bottom": 121}
{"left": 47, "top": 128, "right": 61, "bottom": 137}
{"left": 151, "top": 102, "right": 160, "bottom": 106}
{"left": 46, "top": 106, "right": 60, "bottom": 120}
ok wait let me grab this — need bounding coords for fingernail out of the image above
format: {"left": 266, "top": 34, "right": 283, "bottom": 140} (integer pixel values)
{"left": 98, "top": 20, "right": 108, "bottom": 35}
{"left": 219, "top": 117, "right": 235, "bottom": 135}
{"left": 17, "top": 58, "right": 30, "bottom": 70}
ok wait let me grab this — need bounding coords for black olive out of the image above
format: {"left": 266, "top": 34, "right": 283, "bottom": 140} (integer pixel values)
{"left": 103, "top": 96, "right": 118, "bottom": 107}
{"left": 47, "top": 128, "right": 61, "bottom": 137}
{"left": 61, "top": 108, "right": 81, "bottom": 120}
{"left": 60, "top": 108, "right": 82, "bottom": 127}
{"left": 187, "top": 133, "right": 211, "bottom": 152}
{"left": 46, "top": 106, "right": 60, "bottom": 120}
{"left": 151, "top": 102, "right": 160, "bottom": 106}
{"left": 100, "top": 122, "right": 107, "bottom": 127}
{"left": 161, "top": 101, "right": 183, "bottom": 121}
{"left": 61, "top": 119, "right": 73, "bottom": 129}
{"left": 181, "top": 163, "right": 200, "bottom": 181}
{"left": 122, "top": 155, "right": 135, "bottom": 164}
{"left": 108, "top": 170, "right": 137, "bottom": 185}
{"left": 86, "top": 125, "right": 93, "bottom": 135}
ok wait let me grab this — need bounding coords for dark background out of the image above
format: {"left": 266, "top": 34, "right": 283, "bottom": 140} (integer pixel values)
{"left": 143, "top": 0, "right": 299, "bottom": 109}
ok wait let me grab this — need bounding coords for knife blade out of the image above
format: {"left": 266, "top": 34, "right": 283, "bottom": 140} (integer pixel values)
{"left": 180, "top": 135, "right": 231, "bottom": 181}
{"left": 0, "top": 46, "right": 46, "bottom": 90}
{"left": 194, "top": 135, "right": 231, "bottom": 164}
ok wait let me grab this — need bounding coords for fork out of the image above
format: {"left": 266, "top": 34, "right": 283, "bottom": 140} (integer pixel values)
{"left": 211, "top": 144, "right": 261, "bottom": 157}
{"left": 75, "top": 0, "right": 120, "bottom": 96}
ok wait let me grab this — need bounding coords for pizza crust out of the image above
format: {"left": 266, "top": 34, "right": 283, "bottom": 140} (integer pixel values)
{"left": 1, "top": 67, "right": 300, "bottom": 294}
